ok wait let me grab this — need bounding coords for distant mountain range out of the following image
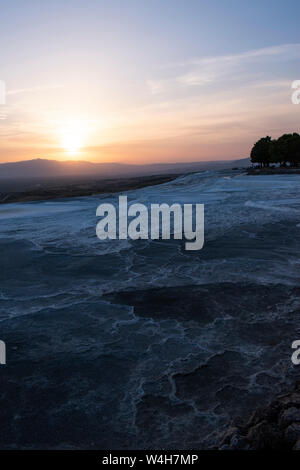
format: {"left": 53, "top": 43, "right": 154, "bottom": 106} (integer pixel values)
{"left": 0, "top": 157, "right": 250, "bottom": 179}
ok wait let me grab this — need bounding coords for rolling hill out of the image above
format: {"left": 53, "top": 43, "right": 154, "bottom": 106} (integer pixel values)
{"left": 0, "top": 157, "right": 250, "bottom": 179}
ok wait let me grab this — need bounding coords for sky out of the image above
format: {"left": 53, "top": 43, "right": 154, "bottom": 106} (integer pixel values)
{"left": 1, "top": 0, "right": 300, "bottom": 164}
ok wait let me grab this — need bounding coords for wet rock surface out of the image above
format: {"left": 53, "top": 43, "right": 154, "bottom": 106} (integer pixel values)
{"left": 1, "top": 171, "right": 300, "bottom": 449}
{"left": 215, "top": 381, "right": 300, "bottom": 449}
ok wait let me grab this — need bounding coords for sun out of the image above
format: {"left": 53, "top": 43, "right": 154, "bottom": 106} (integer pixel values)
{"left": 61, "top": 132, "right": 82, "bottom": 155}
{"left": 59, "top": 120, "right": 87, "bottom": 157}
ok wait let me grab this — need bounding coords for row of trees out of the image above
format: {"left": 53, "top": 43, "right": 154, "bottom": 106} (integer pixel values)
{"left": 250, "top": 133, "right": 300, "bottom": 167}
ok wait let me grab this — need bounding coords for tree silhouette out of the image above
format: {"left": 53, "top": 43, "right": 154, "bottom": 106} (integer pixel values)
{"left": 251, "top": 133, "right": 300, "bottom": 167}
{"left": 250, "top": 136, "right": 271, "bottom": 167}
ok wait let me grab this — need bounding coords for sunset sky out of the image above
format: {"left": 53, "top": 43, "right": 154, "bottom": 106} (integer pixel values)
{"left": 1, "top": 0, "right": 300, "bottom": 164}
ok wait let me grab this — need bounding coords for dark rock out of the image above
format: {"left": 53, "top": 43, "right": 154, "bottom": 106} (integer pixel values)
{"left": 279, "top": 407, "right": 300, "bottom": 428}
{"left": 214, "top": 382, "right": 300, "bottom": 449}
{"left": 246, "top": 421, "right": 282, "bottom": 450}
{"left": 293, "top": 439, "right": 300, "bottom": 450}
{"left": 284, "top": 424, "right": 300, "bottom": 446}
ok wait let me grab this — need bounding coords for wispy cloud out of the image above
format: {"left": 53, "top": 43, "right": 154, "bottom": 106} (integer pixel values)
{"left": 7, "top": 85, "right": 64, "bottom": 96}
{"left": 172, "top": 43, "right": 300, "bottom": 68}
{"left": 147, "top": 43, "right": 300, "bottom": 93}
{"left": 146, "top": 80, "right": 165, "bottom": 95}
